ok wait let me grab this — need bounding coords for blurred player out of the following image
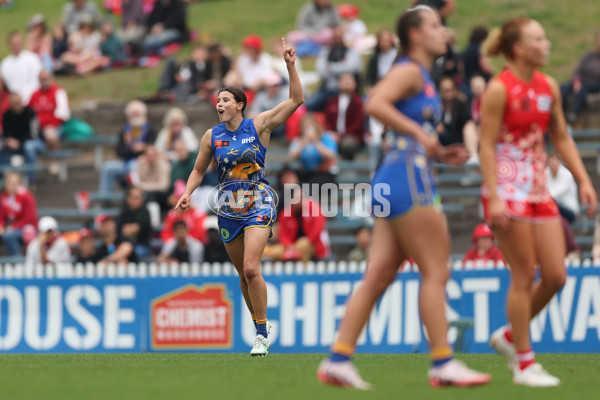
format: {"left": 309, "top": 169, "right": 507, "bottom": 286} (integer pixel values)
{"left": 480, "top": 17, "right": 597, "bottom": 386}
{"left": 317, "top": 6, "right": 491, "bottom": 389}
{"left": 175, "top": 38, "right": 304, "bottom": 356}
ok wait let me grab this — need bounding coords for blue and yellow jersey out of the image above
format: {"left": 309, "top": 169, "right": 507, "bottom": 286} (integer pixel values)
{"left": 210, "top": 118, "right": 274, "bottom": 220}
{"left": 371, "top": 58, "right": 442, "bottom": 220}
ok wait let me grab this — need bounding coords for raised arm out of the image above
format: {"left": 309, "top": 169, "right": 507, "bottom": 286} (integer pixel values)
{"left": 254, "top": 38, "right": 304, "bottom": 144}
{"left": 546, "top": 75, "right": 598, "bottom": 217}
{"left": 174, "top": 129, "right": 214, "bottom": 210}
{"left": 478, "top": 79, "right": 508, "bottom": 227}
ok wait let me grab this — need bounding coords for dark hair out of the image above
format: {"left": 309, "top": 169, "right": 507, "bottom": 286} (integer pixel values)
{"left": 276, "top": 165, "right": 299, "bottom": 189}
{"left": 396, "top": 5, "right": 433, "bottom": 54}
{"left": 218, "top": 87, "right": 247, "bottom": 114}
{"left": 354, "top": 226, "right": 371, "bottom": 236}
{"left": 439, "top": 75, "right": 457, "bottom": 89}
{"left": 469, "top": 26, "right": 489, "bottom": 44}
{"left": 485, "top": 17, "right": 532, "bottom": 60}
{"left": 173, "top": 220, "right": 187, "bottom": 231}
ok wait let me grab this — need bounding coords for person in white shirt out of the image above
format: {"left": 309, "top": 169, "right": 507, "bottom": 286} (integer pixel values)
{"left": 61, "top": 0, "right": 102, "bottom": 35}
{"left": 25, "top": 216, "right": 72, "bottom": 267}
{"left": 154, "top": 107, "right": 198, "bottom": 159}
{"left": 158, "top": 220, "right": 204, "bottom": 263}
{"left": 0, "top": 32, "right": 43, "bottom": 105}
{"left": 546, "top": 153, "right": 579, "bottom": 223}
{"left": 229, "top": 34, "right": 274, "bottom": 92}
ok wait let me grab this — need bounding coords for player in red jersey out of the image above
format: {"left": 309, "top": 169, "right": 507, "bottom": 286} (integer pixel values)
{"left": 479, "top": 17, "right": 598, "bottom": 387}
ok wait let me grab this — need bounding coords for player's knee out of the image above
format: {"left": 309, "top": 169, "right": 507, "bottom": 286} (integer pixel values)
{"left": 243, "top": 262, "right": 260, "bottom": 281}
{"left": 545, "top": 269, "right": 566, "bottom": 291}
{"left": 421, "top": 265, "right": 450, "bottom": 285}
{"left": 511, "top": 267, "right": 536, "bottom": 290}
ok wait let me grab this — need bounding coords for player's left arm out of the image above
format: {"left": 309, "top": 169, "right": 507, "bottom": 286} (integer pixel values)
{"left": 546, "top": 74, "right": 598, "bottom": 217}
{"left": 254, "top": 38, "right": 304, "bottom": 142}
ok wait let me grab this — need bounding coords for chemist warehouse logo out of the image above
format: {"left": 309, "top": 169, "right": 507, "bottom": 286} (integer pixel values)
{"left": 151, "top": 284, "right": 232, "bottom": 350}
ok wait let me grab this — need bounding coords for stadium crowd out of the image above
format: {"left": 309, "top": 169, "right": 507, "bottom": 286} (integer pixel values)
{"left": 1, "top": 0, "right": 600, "bottom": 266}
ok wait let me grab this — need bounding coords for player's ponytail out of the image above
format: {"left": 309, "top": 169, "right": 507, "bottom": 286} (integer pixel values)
{"left": 484, "top": 17, "right": 532, "bottom": 59}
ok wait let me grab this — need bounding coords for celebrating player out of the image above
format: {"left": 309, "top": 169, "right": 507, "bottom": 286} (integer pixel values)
{"left": 317, "top": 6, "right": 491, "bottom": 389}
{"left": 175, "top": 37, "right": 304, "bottom": 356}
{"left": 480, "top": 18, "right": 597, "bottom": 386}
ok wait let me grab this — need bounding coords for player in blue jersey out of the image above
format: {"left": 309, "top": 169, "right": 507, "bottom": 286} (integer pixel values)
{"left": 175, "top": 38, "right": 304, "bottom": 356}
{"left": 317, "top": 6, "right": 492, "bottom": 388}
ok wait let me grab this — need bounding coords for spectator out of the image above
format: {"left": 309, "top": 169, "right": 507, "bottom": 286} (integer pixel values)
{"left": 289, "top": 0, "right": 341, "bottom": 47}
{"left": 203, "top": 215, "right": 229, "bottom": 263}
{"left": 347, "top": 225, "right": 371, "bottom": 262}
{"left": 306, "top": 27, "right": 361, "bottom": 111}
{"left": 143, "top": 0, "right": 189, "bottom": 53}
{"left": 98, "top": 100, "right": 157, "bottom": 196}
{"left": 0, "top": 172, "right": 38, "bottom": 256}
{"left": 51, "top": 24, "right": 69, "bottom": 71}
{"left": 154, "top": 107, "right": 198, "bottom": 157}
{"left": 61, "top": 0, "right": 102, "bottom": 35}
{"left": 94, "top": 214, "right": 137, "bottom": 264}
{"left": 462, "top": 26, "right": 493, "bottom": 87}
{"left": 338, "top": 4, "right": 372, "bottom": 53}
{"left": 28, "top": 70, "right": 71, "bottom": 175}
{"left": 0, "top": 31, "right": 43, "bottom": 105}
{"left": 289, "top": 113, "right": 337, "bottom": 187}
{"left": 324, "top": 73, "right": 365, "bottom": 160}
{"left": 0, "top": 79, "right": 10, "bottom": 134}
{"left": 431, "top": 28, "right": 463, "bottom": 87}
{"left": 248, "top": 72, "right": 288, "bottom": 139}
{"left": 546, "top": 153, "right": 579, "bottom": 224}
{"left": 593, "top": 214, "right": 600, "bottom": 261}
{"left": 411, "top": 0, "right": 455, "bottom": 26}
{"left": 157, "top": 220, "right": 204, "bottom": 263}
{"left": 462, "top": 224, "right": 505, "bottom": 265}
{"left": 365, "top": 29, "right": 398, "bottom": 93}
{"left": 201, "top": 41, "right": 232, "bottom": 99}
{"left": 437, "top": 77, "right": 479, "bottom": 157}
{"left": 117, "top": 0, "right": 147, "bottom": 53}
{"left": 169, "top": 139, "right": 197, "bottom": 189}
{"left": 100, "top": 19, "right": 128, "bottom": 65}
{"left": 157, "top": 47, "right": 208, "bottom": 102}
{"left": 365, "top": 28, "right": 398, "bottom": 145}
{"left": 161, "top": 181, "right": 207, "bottom": 244}
{"left": 132, "top": 145, "right": 171, "bottom": 209}
{"left": 117, "top": 187, "right": 152, "bottom": 259}
{"left": 561, "top": 217, "right": 581, "bottom": 264}
{"left": 25, "top": 216, "right": 71, "bottom": 266}
{"left": 264, "top": 170, "right": 331, "bottom": 262}
{"left": 469, "top": 75, "right": 486, "bottom": 125}
{"left": 560, "top": 29, "right": 600, "bottom": 124}
{"left": 227, "top": 34, "right": 274, "bottom": 93}
{"left": 1, "top": 93, "right": 43, "bottom": 183}
{"left": 74, "top": 228, "right": 96, "bottom": 263}
{"left": 26, "top": 14, "right": 53, "bottom": 71}
{"left": 61, "top": 16, "right": 111, "bottom": 75}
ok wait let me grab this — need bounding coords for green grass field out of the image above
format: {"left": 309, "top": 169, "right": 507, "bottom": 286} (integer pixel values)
{"left": 0, "top": 353, "right": 599, "bottom": 400}
{"left": 2, "top": 0, "right": 600, "bottom": 106}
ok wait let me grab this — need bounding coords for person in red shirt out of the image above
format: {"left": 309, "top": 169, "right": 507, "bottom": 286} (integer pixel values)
{"left": 324, "top": 73, "right": 365, "bottom": 160}
{"left": 462, "top": 223, "right": 504, "bottom": 265}
{"left": 161, "top": 181, "right": 207, "bottom": 244}
{"left": 480, "top": 17, "right": 597, "bottom": 386}
{"left": 264, "top": 168, "right": 330, "bottom": 262}
{"left": 28, "top": 70, "right": 71, "bottom": 175}
{"left": 0, "top": 172, "right": 38, "bottom": 256}
{"left": 0, "top": 79, "right": 10, "bottom": 134}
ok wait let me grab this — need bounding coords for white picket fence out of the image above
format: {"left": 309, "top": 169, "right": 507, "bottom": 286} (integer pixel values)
{"left": 0, "top": 258, "right": 600, "bottom": 279}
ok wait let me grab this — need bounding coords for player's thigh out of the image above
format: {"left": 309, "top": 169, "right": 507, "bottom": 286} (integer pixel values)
{"left": 362, "top": 218, "right": 407, "bottom": 290}
{"left": 224, "top": 234, "right": 245, "bottom": 273}
{"left": 532, "top": 220, "right": 567, "bottom": 285}
{"left": 391, "top": 208, "right": 449, "bottom": 281}
{"left": 493, "top": 219, "right": 536, "bottom": 282}
{"left": 243, "top": 226, "right": 271, "bottom": 267}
